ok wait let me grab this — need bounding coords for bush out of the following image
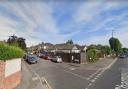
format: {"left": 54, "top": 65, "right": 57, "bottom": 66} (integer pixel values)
{"left": 0, "top": 43, "right": 24, "bottom": 60}
{"left": 87, "top": 49, "right": 98, "bottom": 62}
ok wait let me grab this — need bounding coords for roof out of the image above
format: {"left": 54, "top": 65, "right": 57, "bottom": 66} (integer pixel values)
{"left": 45, "top": 43, "right": 87, "bottom": 50}
{"left": 55, "top": 43, "right": 74, "bottom": 50}
{"left": 29, "top": 42, "right": 87, "bottom": 51}
{"left": 46, "top": 45, "right": 56, "bottom": 50}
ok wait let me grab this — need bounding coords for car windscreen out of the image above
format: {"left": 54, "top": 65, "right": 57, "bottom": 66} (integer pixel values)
{"left": 29, "top": 56, "right": 37, "bottom": 61}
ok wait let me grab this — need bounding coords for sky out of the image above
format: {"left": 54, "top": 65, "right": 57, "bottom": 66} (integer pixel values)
{"left": 0, "top": 0, "right": 128, "bottom": 47}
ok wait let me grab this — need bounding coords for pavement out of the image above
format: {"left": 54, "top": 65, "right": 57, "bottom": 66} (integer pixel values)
{"left": 15, "top": 57, "right": 120, "bottom": 89}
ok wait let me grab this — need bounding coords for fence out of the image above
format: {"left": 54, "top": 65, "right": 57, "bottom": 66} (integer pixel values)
{"left": 56, "top": 52, "right": 87, "bottom": 64}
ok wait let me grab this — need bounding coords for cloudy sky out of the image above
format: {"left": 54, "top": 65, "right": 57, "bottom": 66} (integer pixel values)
{"left": 0, "top": 0, "right": 128, "bottom": 47}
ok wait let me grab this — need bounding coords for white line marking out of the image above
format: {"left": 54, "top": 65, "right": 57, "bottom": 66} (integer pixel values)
{"left": 91, "top": 79, "right": 95, "bottom": 82}
{"left": 106, "top": 58, "right": 118, "bottom": 69}
{"left": 87, "top": 68, "right": 102, "bottom": 80}
{"left": 70, "top": 68, "right": 76, "bottom": 70}
{"left": 42, "top": 77, "right": 52, "bottom": 89}
{"left": 63, "top": 70, "right": 87, "bottom": 80}
{"left": 94, "top": 77, "right": 97, "bottom": 80}
{"left": 32, "top": 77, "right": 38, "bottom": 81}
{"left": 88, "top": 83, "right": 92, "bottom": 86}
{"left": 85, "top": 68, "right": 107, "bottom": 89}
{"left": 29, "top": 68, "right": 51, "bottom": 89}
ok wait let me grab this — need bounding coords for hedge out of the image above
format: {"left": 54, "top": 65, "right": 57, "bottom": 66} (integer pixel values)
{"left": 0, "top": 43, "right": 24, "bottom": 60}
{"left": 87, "top": 49, "right": 98, "bottom": 62}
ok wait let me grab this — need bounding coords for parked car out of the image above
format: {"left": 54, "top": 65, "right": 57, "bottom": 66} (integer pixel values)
{"left": 44, "top": 54, "right": 53, "bottom": 60}
{"left": 38, "top": 52, "right": 52, "bottom": 60}
{"left": 51, "top": 56, "right": 62, "bottom": 63}
{"left": 38, "top": 53, "right": 45, "bottom": 58}
{"left": 119, "top": 54, "right": 126, "bottom": 58}
{"left": 24, "top": 54, "right": 38, "bottom": 64}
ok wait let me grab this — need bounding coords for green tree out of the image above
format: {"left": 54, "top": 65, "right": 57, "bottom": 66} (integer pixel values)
{"left": 7, "top": 35, "right": 26, "bottom": 50}
{"left": 17, "top": 37, "right": 26, "bottom": 50}
{"left": 97, "top": 44, "right": 102, "bottom": 50}
{"left": 86, "top": 44, "right": 97, "bottom": 52}
{"left": 104, "top": 45, "right": 112, "bottom": 55}
{"left": 122, "top": 48, "right": 128, "bottom": 54}
{"left": 7, "top": 35, "right": 18, "bottom": 45}
{"left": 109, "top": 37, "right": 122, "bottom": 55}
{"left": 66, "top": 40, "right": 73, "bottom": 44}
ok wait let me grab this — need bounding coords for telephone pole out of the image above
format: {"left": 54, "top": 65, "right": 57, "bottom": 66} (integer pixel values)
{"left": 112, "top": 30, "right": 114, "bottom": 38}
{"left": 112, "top": 30, "right": 115, "bottom": 57}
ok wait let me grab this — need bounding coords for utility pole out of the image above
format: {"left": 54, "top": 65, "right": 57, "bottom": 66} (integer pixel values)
{"left": 112, "top": 30, "right": 114, "bottom": 57}
{"left": 112, "top": 30, "right": 114, "bottom": 38}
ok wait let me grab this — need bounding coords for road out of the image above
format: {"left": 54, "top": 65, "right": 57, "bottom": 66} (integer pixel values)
{"left": 89, "top": 57, "right": 128, "bottom": 89}
{"left": 20, "top": 57, "right": 128, "bottom": 89}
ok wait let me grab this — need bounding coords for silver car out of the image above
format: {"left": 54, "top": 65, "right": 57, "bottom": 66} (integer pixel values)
{"left": 51, "top": 56, "right": 62, "bottom": 63}
{"left": 24, "top": 54, "right": 38, "bottom": 64}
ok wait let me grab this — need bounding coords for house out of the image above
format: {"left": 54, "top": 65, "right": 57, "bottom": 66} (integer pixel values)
{"left": 56, "top": 43, "right": 80, "bottom": 53}
{"left": 44, "top": 43, "right": 83, "bottom": 53}
{"left": 28, "top": 43, "right": 88, "bottom": 64}
{"left": 30, "top": 42, "right": 87, "bottom": 54}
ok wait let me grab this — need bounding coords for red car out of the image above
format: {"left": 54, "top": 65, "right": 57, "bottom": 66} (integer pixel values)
{"left": 44, "top": 54, "right": 52, "bottom": 60}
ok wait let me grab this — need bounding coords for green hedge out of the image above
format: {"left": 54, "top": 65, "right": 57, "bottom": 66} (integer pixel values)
{"left": 0, "top": 43, "right": 24, "bottom": 60}
{"left": 87, "top": 49, "right": 98, "bottom": 62}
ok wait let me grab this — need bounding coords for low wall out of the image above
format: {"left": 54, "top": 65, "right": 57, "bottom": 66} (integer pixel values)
{"left": 0, "top": 58, "right": 21, "bottom": 89}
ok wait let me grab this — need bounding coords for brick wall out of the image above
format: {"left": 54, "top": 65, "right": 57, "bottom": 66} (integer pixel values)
{"left": 0, "top": 59, "right": 21, "bottom": 89}
{"left": 3, "top": 71, "right": 21, "bottom": 89}
{"left": 0, "top": 61, "right": 5, "bottom": 89}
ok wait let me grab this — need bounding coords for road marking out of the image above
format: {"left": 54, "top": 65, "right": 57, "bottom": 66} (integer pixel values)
{"left": 42, "top": 77, "right": 52, "bottom": 89}
{"left": 70, "top": 68, "right": 76, "bottom": 70}
{"left": 91, "top": 79, "right": 95, "bottom": 82}
{"left": 29, "top": 67, "right": 51, "bottom": 89}
{"left": 87, "top": 68, "right": 102, "bottom": 80}
{"left": 106, "top": 58, "right": 118, "bottom": 69}
{"left": 94, "top": 77, "right": 97, "bottom": 80}
{"left": 32, "top": 77, "right": 38, "bottom": 81}
{"left": 63, "top": 70, "right": 87, "bottom": 80}
{"left": 85, "top": 68, "right": 106, "bottom": 89}
{"left": 87, "top": 58, "right": 118, "bottom": 88}
{"left": 115, "top": 68, "right": 128, "bottom": 89}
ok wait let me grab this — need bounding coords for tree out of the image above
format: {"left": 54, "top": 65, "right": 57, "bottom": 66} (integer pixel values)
{"left": 104, "top": 45, "right": 112, "bottom": 55}
{"left": 86, "top": 44, "right": 97, "bottom": 52}
{"left": 7, "top": 35, "right": 26, "bottom": 50}
{"left": 109, "top": 37, "right": 122, "bottom": 55}
{"left": 97, "top": 44, "right": 102, "bottom": 50}
{"left": 87, "top": 44, "right": 112, "bottom": 58}
{"left": 122, "top": 48, "right": 128, "bottom": 54}
{"left": 7, "top": 35, "right": 18, "bottom": 45}
{"left": 66, "top": 40, "right": 73, "bottom": 44}
{"left": 17, "top": 37, "right": 26, "bottom": 50}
